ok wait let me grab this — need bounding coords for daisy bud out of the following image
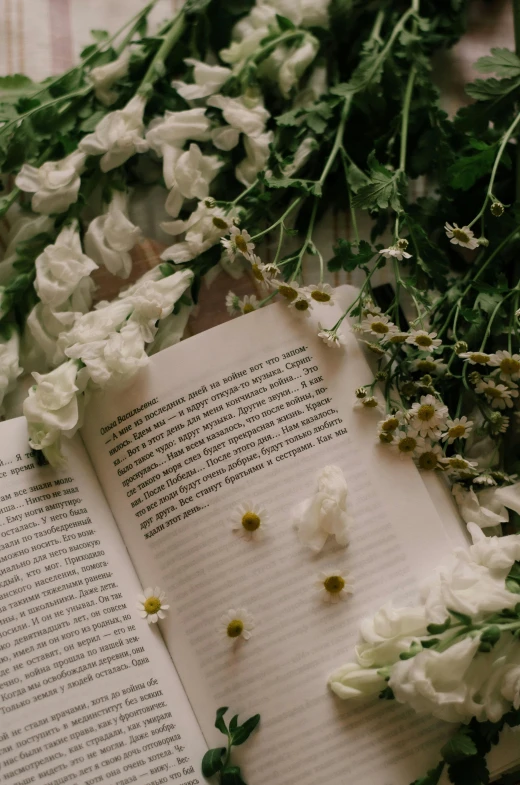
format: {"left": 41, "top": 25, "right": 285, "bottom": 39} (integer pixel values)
{"left": 400, "top": 381, "right": 417, "bottom": 397}
{"left": 396, "top": 238, "right": 409, "bottom": 250}
{"left": 419, "top": 374, "right": 433, "bottom": 386}
{"left": 355, "top": 387, "right": 367, "bottom": 399}
{"left": 477, "top": 236, "right": 489, "bottom": 247}
{"left": 454, "top": 340, "right": 468, "bottom": 355}
{"left": 468, "top": 371, "right": 482, "bottom": 385}
{"left": 490, "top": 201, "right": 504, "bottom": 217}
{"left": 204, "top": 197, "right": 216, "bottom": 208}
{"left": 375, "top": 370, "right": 388, "bottom": 381}
{"left": 378, "top": 431, "right": 394, "bottom": 444}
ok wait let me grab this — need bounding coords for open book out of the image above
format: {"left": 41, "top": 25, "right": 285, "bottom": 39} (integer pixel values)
{"left": 0, "top": 289, "right": 518, "bottom": 785}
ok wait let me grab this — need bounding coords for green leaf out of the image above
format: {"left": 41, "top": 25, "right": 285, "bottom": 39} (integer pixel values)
{"left": 230, "top": 714, "right": 260, "bottom": 746}
{"left": 215, "top": 706, "right": 229, "bottom": 735}
{"left": 80, "top": 109, "right": 108, "bottom": 133}
{"left": 441, "top": 728, "right": 478, "bottom": 764}
{"left": 263, "top": 174, "right": 319, "bottom": 195}
{"left": 183, "top": 0, "right": 213, "bottom": 15}
{"left": 480, "top": 625, "right": 501, "bottom": 646}
{"left": 378, "top": 686, "right": 395, "bottom": 700}
{"left": 351, "top": 153, "right": 406, "bottom": 212}
{"left": 447, "top": 141, "right": 497, "bottom": 191}
{"left": 475, "top": 48, "right": 520, "bottom": 78}
{"left": 426, "top": 618, "right": 451, "bottom": 635}
{"left": 506, "top": 562, "right": 520, "bottom": 594}
{"left": 276, "top": 107, "right": 302, "bottom": 127}
{"left": 345, "top": 160, "right": 370, "bottom": 193}
{"left": 229, "top": 714, "right": 239, "bottom": 732}
{"left": 465, "top": 76, "right": 520, "bottom": 102}
{"left": 221, "top": 766, "right": 248, "bottom": 785}
{"left": 447, "top": 754, "right": 489, "bottom": 785}
{"left": 0, "top": 74, "right": 35, "bottom": 97}
{"left": 276, "top": 13, "right": 295, "bottom": 30}
{"left": 201, "top": 747, "right": 226, "bottom": 777}
{"left": 328, "top": 238, "right": 375, "bottom": 273}
{"left": 448, "top": 609, "right": 472, "bottom": 626}
{"left": 331, "top": 43, "right": 384, "bottom": 96}
{"left": 410, "top": 761, "right": 445, "bottom": 785}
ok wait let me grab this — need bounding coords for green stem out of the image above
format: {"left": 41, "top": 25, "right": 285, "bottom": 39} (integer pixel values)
{"left": 290, "top": 198, "right": 319, "bottom": 280}
{"left": 398, "top": 65, "right": 417, "bottom": 173}
{"left": 137, "top": 10, "right": 186, "bottom": 96}
{"left": 478, "top": 290, "right": 517, "bottom": 352}
{"left": 0, "top": 87, "right": 90, "bottom": 139}
{"left": 319, "top": 96, "right": 352, "bottom": 187}
{"left": 250, "top": 197, "right": 302, "bottom": 241}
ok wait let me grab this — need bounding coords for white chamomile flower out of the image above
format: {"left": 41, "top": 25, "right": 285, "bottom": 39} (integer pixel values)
{"left": 306, "top": 282, "right": 334, "bottom": 305}
{"left": 317, "top": 324, "right": 346, "bottom": 349}
{"left": 475, "top": 378, "right": 519, "bottom": 409}
{"left": 445, "top": 455, "right": 478, "bottom": 475}
{"left": 458, "top": 351, "right": 492, "bottom": 365}
{"left": 221, "top": 225, "right": 255, "bottom": 261}
{"left": 360, "top": 313, "right": 397, "bottom": 338}
{"left": 488, "top": 350, "right": 520, "bottom": 382}
{"left": 315, "top": 568, "right": 353, "bottom": 604}
{"left": 354, "top": 395, "right": 382, "bottom": 412}
{"left": 489, "top": 413, "right": 510, "bottom": 434}
{"left": 473, "top": 473, "right": 497, "bottom": 487}
{"left": 361, "top": 301, "right": 382, "bottom": 317}
{"left": 415, "top": 442, "right": 446, "bottom": 472}
{"left": 289, "top": 293, "right": 312, "bottom": 317}
{"left": 221, "top": 608, "right": 254, "bottom": 641}
{"left": 226, "top": 291, "right": 241, "bottom": 316}
{"left": 444, "top": 222, "right": 479, "bottom": 250}
{"left": 409, "top": 394, "right": 448, "bottom": 436}
{"left": 393, "top": 429, "right": 424, "bottom": 458}
{"left": 383, "top": 331, "right": 409, "bottom": 345}
{"left": 239, "top": 295, "right": 259, "bottom": 314}
{"left": 136, "top": 587, "right": 169, "bottom": 624}
{"left": 275, "top": 280, "right": 300, "bottom": 302}
{"left": 440, "top": 416, "right": 474, "bottom": 444}
{"left": 249, "top": 255, "right": 278, "bottom": 284}
{"left": 379, "top": 245, "right": 412, "bottom": 261}
{"left": 378, "top": 412, "right": 404, "bottom": 434}
{"left": 406, "top": 329, "right": 442, "bottom": 352}
{"left": 231, "top": 501, "right": 268, "bottom": 540}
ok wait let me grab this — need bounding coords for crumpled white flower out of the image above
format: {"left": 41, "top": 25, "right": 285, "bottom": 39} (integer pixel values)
{"left": 84, "top": 191, "right": 142, "bottom": 278}
{"left": 161, "top": 201, "right": 235, "bottom": 263}
{"left": 326, "top": 663, "right": 387, "bottom": 700}
{"left": 146, "top": 108, "right": 212, "bottom": 187}
{"left": 15, "top": 150, "right": 86, "bottom": 214}
{"left": 163, "top": 143, "right": 222, "bottom": 217}
{"left": 88, "top": 50, "right": 130, "bottom": 105}
{"left": 452, "top": 483, "right": 509, "bottom": 529}
{"left": 283, "top": 137, "right": 316, "bottom": 177}
{"left": 125, "top": 268, "right": 194, "bottom": 341}
{"left": 356, "top": 604, "right": 429, "bottom": 668}
{"left": 24, "top": 359, "right": 81, "bottom": 437}
{"left": 236, "top": 131, "right": 273, "bottom": 186}
{"left": 277, "top": 35, "right": 319, "bottom": 97}
{"left": 66, "top": 320, "right": 148, "bottom": 388}
{"left": 171, "top": 58, "right": 231, "bottom": 101}
{"left": 292, "top": 465, "right": 352, "bottom": 551}
{"left": 24, "top": 303, "right": 75, "bottom": 371}
{"left": 0, "top": 329, "right": 22, "bottom": 414}
{"left": 35, "top": 223, "right": 98, "bottom": 309}
{"left": 79, "top": 95, "right": 148, "bottom": 172}
{"left": 58, "top": 299, "right": 133, "bottom": 355}
{"left": 207, "top": 94, "right": 270, "bottom": 138}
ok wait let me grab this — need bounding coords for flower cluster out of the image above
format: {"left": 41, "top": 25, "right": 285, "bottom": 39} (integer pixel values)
{"left": 329, "top": 523, "right": 520, "bottom": 724}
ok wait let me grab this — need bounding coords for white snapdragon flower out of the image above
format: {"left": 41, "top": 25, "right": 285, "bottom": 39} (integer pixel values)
{"left": 146, "top": 108, "right": 212, "bottom": 186}
{"left": 24, "top": 303, "right": 75, "bottom": 370}
{"left": 282, "top": 137, "right": 316, "bottom": 177}
{"left": 66, "top": 320, "right": 148, "bottom": 388}
{"left": 58, "top": 299, "right": 133, "bottom": 354}
{"left": 327, "top": 663, "right": 387, "bottom": 700}
{"left": 452, "top": 483, "right": 509, "bottom": 529}
{"left": 171, "top": 58, "right": 231, "bottom": 101}
{"left": 35, "top": 223, "right": 98, "bottom": 309}
{"left": 220, "top": 5, "right": 276, "bottom": 66}
{"left": 207, "top": 94, "right": 270, "bottom": 138}
{"left": 292, "top": 465, "right": 352, "bottom": 552}
{"left": 0, "top": 329, "right": 22, "bottom": 414}
{"left": 236, "top": 131, "right": 273, "bottom": 186}
{"left": 84, "top": 191, "right": 142, "bottom": 278}
{"left": 15, "top": 150, "right": 86, "bottom": 215}
{"left": 24, "top": 359, "right": 81, "bottom": 440}
{"left": 79, "top": 95, "right": 148, "bottom": 172}
{"left": 161, "top": 201, "right": 235, "bottom": 263}
{"left": 277, "top": 35, "right": 319, "bottom": 97}
{"left": 293, "top": 64, "right": 328, "bottom": 109}
{"left": 88, "top": 50, "right": 130, "bottom": 106}
{"left": 356, "top": 604, "right": 429, "bottom": 668}
{"left": 164, "top": 143, "right": 222, "bottom": 217}
{"left": 125, "top": 268, "right": 194, "bottom": 341}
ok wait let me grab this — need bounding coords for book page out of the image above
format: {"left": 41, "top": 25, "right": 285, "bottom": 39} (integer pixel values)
{"left": 0, "top": 418, "right": 206, "bottom": 785}
{"left": 83, "top": 298, "right": 465, "bottom": 785}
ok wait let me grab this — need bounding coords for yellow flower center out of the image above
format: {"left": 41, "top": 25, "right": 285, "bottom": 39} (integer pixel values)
{"left": 418, "top": 452, "right": 439, "bottom": 471}
{"left": 241, "top": 512, "right": 261, "bottom": 532}
{"left": 452, "top": 228, "right": 471, "bottom": 243}
{"left": 278, "top": 285, "right": 298, "bottom": 301}
{"left": 389, "top": 334, "right": 408, "bottom": 343}
{"left": 485, "top": 386, "right": 504, "bottom": 398}
{"left": 469, "top": 353, "right": 490, "bottom": 364}
{"left": 144, "top": 597, "right": 161, "bottom": 615}
{"left": 243, "top": 304, "right": 255, "bottom": 314}
{"left": 295, "top": 299, "right": 309, "bottom": 311}
{"left": 362, "top": 398, "right": 379, "bottom": 408}
{"left": 235, "top": 235, "right": 248, "bottom": 253}
{"left": 324, "top": 575, "right": 345, "bottom": 594}
{"left": 311, "top": 290, "right": 331, "bottom": 302}
{"left": 500, "top": 357, "right": 520, "bottom": 375}
{"left": 371, "top": 321, "right": 390, "bottom": 334}
{"left": 213, "top": 217, "right": 228, "bottom": 230}
{"left": 415, "top": 334, "right": 433, "bottom": 347}
{"left": 379, "top": 432, "right": 394, "bottom": 444}
{"left": 382, "top": 417, "right": 399, "bottom": 432}
{"left": 227, "top": 620, "right": 244, "bottom": 638}
{"left": 417, "top": 360, "right": 436, "bottom": 373}
{"left": 417, "top": 404, "right": 435, "bottom": 421}
{"left": 398, "top": 436, "right": 416, "bottom": 453}
{"left": 448, "top": 424, "right": 466, "bottom": 439}
{"left": 251, "top": 264, "right": 264, "bottom": 281}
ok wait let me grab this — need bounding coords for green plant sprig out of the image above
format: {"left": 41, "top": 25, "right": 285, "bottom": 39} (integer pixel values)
{"left": 201, "top": 707, "right": 260, "bottom": 785}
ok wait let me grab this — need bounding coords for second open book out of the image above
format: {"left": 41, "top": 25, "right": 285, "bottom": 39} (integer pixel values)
{"left": 1, "top": 288, "right": 517, "bottom": 785}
